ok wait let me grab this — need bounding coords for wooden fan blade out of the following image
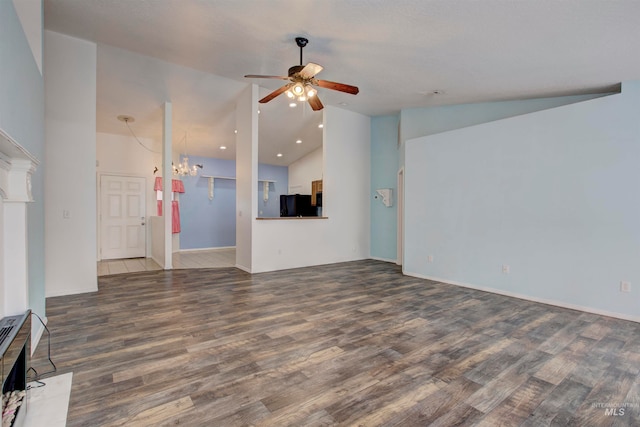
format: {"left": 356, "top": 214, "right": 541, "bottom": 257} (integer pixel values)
{"left": 316, "top": 79, "right": 359, "bottom": 95}
{"left": 298, "top": 62, "right": 323, "bottom": 78}
{"left": 308, "top": 95, "right": 324, "bottom": 111}
{"left": 245, "top": 74, "right": 289, "bottom": 80}
{"left": 259, "top": 84, "right": 292, "bottom": 103}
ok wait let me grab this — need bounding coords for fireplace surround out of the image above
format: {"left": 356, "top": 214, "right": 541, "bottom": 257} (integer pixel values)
{"left": 1, "top": 128, "right": 38, "bottom": 322}
{"left": 0, "top": 310, "right": 30, "bottom": 427}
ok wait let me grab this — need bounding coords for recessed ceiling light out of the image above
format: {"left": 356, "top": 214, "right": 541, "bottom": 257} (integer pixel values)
{"left": 296, "top": 139, "right": 302, "bottom": 144}
{"left": 220, "top": 146, "right": 227, "bottom": 150}
{"left": 277, "top": 153, "right": 283, "bottom": 157}
{"left": 234, "top": 129, "right": 238, "bottom": 134}
{"left": 289, "top": 102, "right": 297, "bottom": 108}
{"left": 318, "top": 123, "right": 323, "bottom": 128}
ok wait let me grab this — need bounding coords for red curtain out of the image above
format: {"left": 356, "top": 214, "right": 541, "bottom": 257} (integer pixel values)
{"left": 155, "top": 201, "right": 181, "bottom": 233}
{"left": 154, "top": 177, "right": 184, "bottom": 193}
{"left": 154, "top": 177, "right": 184, "bottom": 233}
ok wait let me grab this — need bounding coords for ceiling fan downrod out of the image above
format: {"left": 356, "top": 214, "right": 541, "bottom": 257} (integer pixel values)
{"left": 295, "top": 37, "right": 308, "bottom": 65}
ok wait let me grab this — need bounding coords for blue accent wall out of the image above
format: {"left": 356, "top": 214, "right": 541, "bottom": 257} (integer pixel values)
{"left": 404, "top": 83, "right": 638, "bottom": 319}
{"left": 370, "top": 115, "right": 399, "bottom": 261}
{"left": 369, "top": 93, "right": 615, "bottom": 265}
{"left": 1, "top": 1, "right": 46, "bottom": 319}
{"left": 179, "top": 156, "right": 236, "bottom": 249}
{"left": 400, "top": 93, "right": 610, "bottom": 143}
{"left": 178, "top": 156, "right": 288, "bottom": 249}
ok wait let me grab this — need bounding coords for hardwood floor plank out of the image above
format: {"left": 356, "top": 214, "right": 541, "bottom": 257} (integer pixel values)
{"left": 113, "top": 396, "right": 194, "bottom": 426}
{"left": 523, "top": 378, "right": 593, "bottom": 426}
{"left": 474, "top": 376, "right": 554, "bottom": 426}
{"left": 387, "top": 377, "right": 481, "bottom": 426}
{"left": 30, "top": 260, "right": 640, "bottom": 426}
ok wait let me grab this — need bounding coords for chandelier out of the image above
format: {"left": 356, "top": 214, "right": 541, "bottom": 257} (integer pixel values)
{"left": 173, "top": 156, "right": 200, "bottom": 176}
{"left": 173, "top": 133, "right": 202, "bottom": 176}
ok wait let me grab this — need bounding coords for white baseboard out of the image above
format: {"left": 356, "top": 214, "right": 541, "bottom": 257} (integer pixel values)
{"left": 369, "top": 256, "right": 397, "bottom": 264}
{"left": 31, "top": 315, "right": 47, "bottom": 356}
{"left": 235, "top": 263, "right": 251, "bottom": 273}
{"left": 46, "top": 286, "right": 99, "bottom": 298}
{"left": 404, "top": 271, "right": 640, "bottom": 324}
{"left": 180, "top": 246, "right": 235, "bottom": 253}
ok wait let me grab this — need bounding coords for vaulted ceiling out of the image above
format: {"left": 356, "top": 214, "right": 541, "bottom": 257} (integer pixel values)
{"left": 44, "top": 0, "right": 640, "bottom": 165}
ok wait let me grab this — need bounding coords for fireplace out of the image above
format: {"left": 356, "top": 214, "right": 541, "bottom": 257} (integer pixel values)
{"left": 1, "top": 120, "right": 38, "bottom": 427}
{"left": 0, "top": 311, "right": 30, "bottom": 427}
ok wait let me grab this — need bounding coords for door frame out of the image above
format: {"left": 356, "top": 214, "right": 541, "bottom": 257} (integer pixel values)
{"left": 97, "top": 172, "right": 148, "bottom": 261}
{"left": 397, "top": 167, "right": 404, "bottom": 268}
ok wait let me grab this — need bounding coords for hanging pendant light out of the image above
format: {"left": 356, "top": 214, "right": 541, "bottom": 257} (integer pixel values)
{"left": 173, "top": 133, "right": 202, "bottom": 176}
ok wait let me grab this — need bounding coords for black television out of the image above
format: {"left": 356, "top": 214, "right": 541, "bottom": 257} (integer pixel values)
{"left": 280, "top": 194, "right": 314, "bottom": 217}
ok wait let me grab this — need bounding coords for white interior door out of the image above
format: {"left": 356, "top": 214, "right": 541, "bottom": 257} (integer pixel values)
{"left": 100, "top": 175, "right": 146, "bottom": 260}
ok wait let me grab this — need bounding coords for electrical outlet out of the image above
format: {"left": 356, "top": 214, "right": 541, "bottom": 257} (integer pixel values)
{"left": 427, "top": 255, "right": 433, "bottom": 263}
{"left": 502, "top": 264, "right": 510, "bottom": 274}
{"left": 620, "top": 281, "right": 631, "bottom": 293}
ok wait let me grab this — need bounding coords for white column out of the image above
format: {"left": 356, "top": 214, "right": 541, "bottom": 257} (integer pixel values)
{"left": 162, "top": 102, "right": 173, "bottom": 269}
{"left": 234, "top": 84, "right": 259, "bottom": 272}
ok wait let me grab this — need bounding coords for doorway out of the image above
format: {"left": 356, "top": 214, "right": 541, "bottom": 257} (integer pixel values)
{"left": 99, "top": 174, "right": 146, "bottom": 260}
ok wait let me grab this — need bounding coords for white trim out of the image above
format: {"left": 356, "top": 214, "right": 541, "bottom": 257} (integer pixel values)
{"left": 0, "top": 127, "right": 39, "bottom": 164}
{"left": 235, "top": 263, "right": 251, "bottom": 273}
{"left": 404, "top": 271, "right": 640, "bottom": 324}
{"left": 46, "top": 285, "right": 98, "bottom": 298}
{"left": 397, "top": 167, "right": 404, "bottom": 266}
{"left": 31, "top": 315, "right": 47, "bottom": 356}
{"left": 370, "top": 256, "right": 396, "bottom": 263}
{"left": 179, "top": 246, "right": 235, "bottom": 253}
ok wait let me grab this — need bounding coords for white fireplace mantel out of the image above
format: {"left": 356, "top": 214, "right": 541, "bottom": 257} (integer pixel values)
{"left": 0, "top": 128, "right": 39, "bottom": 318}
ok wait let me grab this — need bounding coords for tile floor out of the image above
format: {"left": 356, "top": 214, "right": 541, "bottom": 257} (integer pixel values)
{"left": 97, "top": 247, "right": 236, "bottom": 276}
{"left": 23, "top": 372, "right": 73, "bottom": 427}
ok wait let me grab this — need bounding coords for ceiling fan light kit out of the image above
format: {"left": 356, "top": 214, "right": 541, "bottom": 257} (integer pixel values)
{"left": 244, "top": 37, "right": 359, "bottom": 111}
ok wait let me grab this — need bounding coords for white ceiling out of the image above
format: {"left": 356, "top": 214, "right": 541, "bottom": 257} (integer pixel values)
{"left": 44, "top": 0, "right": 640, "bottom": 165}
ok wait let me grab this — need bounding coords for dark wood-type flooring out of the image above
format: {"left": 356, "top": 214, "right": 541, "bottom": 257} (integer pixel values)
{"left": 31, "top": 260, "right": 640, "bottom": 426}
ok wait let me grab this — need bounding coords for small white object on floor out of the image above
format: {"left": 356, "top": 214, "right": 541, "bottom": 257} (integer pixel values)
{"left": 23, "top": 372, "right": 72, "bottom": 427}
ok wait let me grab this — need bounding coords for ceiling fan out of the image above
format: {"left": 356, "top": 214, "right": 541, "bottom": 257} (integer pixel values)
{"left": 244, "top": 37, "right": 359, "bottom": 111}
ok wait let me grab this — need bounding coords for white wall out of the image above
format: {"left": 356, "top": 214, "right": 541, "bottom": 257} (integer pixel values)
{"left": 44, "top": 30, "right": 97, "bottom": 296}
{"left": 251, "top": 107, "right": 370, "bottom": 273}
{"left": 235, "top": 84, "right": 258, "bottom": 272}
{"left": 288, "top": 146, "right": 322, "bottom": 194}
{"left": 404, "top": 82, "right": 640, "bottom": 321}
{"left": 96, "top": 132, "right": 161, "bottom": 258}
